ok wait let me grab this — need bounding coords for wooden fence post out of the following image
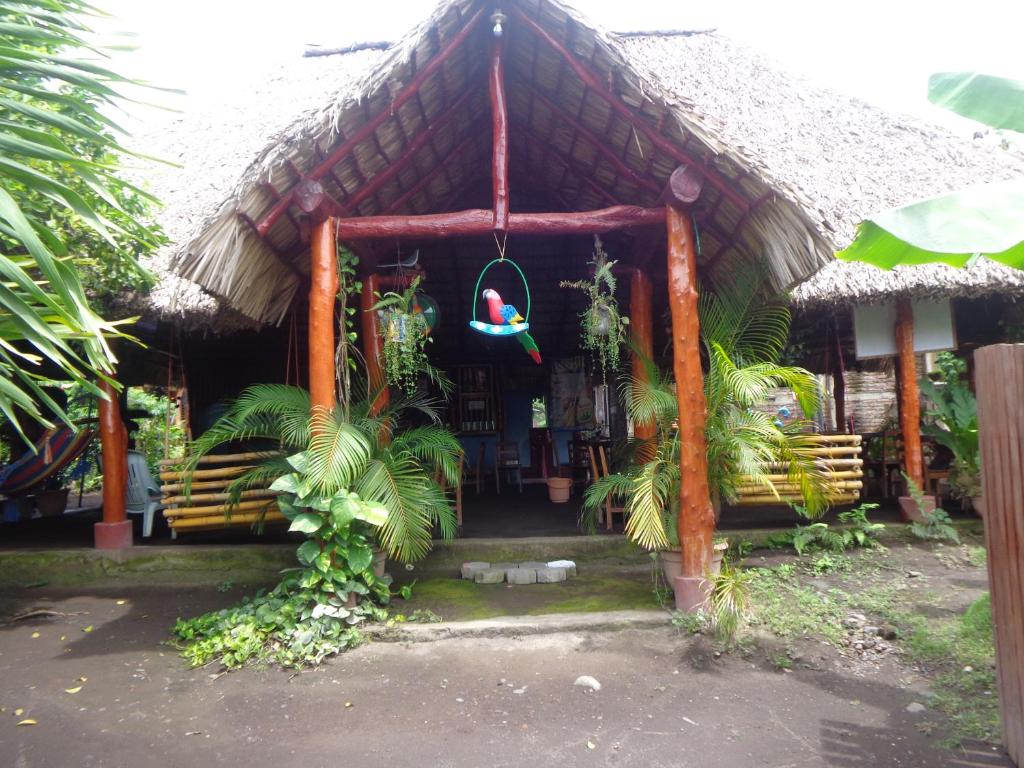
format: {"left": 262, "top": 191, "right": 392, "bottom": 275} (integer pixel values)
{"left": 975, "top": 343, "right": 1024, "bottom": 765}
{"left": 309, "top": 217, "right": 338, "bottom": 413}
{"left": 630, "top": 267, "right": 655, "bottom": 454}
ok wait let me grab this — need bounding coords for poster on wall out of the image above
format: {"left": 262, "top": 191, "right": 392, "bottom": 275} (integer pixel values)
{"left": 853, "top": 299, "right": 956, "bottom": 360}
{"left": 550, "top": 357, "right": 594, "bottom": 428}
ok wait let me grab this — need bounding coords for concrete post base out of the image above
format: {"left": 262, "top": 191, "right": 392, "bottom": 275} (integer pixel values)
{"left": 94, "top": 520, "right": 133, "bottom": 550}
{"left": 673, "top": 575, "right": 709, "bottom": 613}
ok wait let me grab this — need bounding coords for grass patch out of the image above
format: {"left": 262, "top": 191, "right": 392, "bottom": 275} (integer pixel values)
{"left": 895, "top": 594, "right": 999, "bottom": 746}
{"left": 742, "top": 550, "right": 997, "bottom": 748}
{"left": 401, "top": 578, "right": 500, "bottom": 621}
{"left": 524, "top": 576, "right": 659, "bottom": 615}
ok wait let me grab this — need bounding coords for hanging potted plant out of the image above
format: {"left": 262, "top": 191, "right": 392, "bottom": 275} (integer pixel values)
{"left": 373, "top": 276, "right": 431, "bottom": 395}
{"left": 560, "top": 237, "right": 629, "bottom": 383}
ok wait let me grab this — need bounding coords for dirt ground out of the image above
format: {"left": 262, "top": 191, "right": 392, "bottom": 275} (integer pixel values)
{"left": 0, "top": 543, "right": 1012, "bottom": 768}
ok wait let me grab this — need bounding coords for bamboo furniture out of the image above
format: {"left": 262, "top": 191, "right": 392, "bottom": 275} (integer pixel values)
{"left": 158, "top": 451, "right": 284, "bottom": 535}
{"left": 733, "top": 433, "right": 864, "bottom": 507}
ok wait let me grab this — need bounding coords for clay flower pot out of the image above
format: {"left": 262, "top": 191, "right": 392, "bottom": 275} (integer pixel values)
{"left": 659, "top": 541, "right": 729, "bottom": 589}
{"left": 898, "top": 494, "right": 935, "bottom": 523}
{"left": 970, "top": 496, "right": 985, "bottom": 519}
{"left": 546, "top": 476, "right": 572, "bottom": 503}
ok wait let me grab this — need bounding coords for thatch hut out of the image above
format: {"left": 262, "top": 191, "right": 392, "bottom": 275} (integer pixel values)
{"left": 100, "top": 0, "right": 1021, "bottom": 592}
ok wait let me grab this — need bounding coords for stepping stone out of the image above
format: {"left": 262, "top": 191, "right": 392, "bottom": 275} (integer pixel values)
{"left": 461, "top": 561, "right": 491, "bottom": 580}
{"left": 535, "top": 566, "right": 567, "bottom": 583}
{"left": 506, "top": 567, "right": 537, "bottom": 585}
{"left": 547, "top": 559, "right": 577, "bottom": 577}
{"left": 474, "top": 568, "right": 506, "bottom": 584}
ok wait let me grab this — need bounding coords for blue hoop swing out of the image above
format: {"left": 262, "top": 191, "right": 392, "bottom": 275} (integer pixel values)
{"left": 468, "top": 258, "right": 531, "bottom": 336}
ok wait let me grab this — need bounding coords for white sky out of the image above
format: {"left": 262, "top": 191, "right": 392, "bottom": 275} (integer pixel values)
{"left": 99, "top": 0, "right": 1024, "bottom": 132}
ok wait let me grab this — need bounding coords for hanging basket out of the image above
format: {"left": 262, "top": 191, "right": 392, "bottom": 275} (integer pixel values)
{"left": 468, "top": 258, "right": 531, "bottom": 336}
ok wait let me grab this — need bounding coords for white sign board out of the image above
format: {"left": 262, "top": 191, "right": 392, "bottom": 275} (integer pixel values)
{"left": 853, "top": 299, "right": 956, "bottom": 360}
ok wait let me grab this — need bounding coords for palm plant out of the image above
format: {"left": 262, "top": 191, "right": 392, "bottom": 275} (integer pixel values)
{"left": 1, "top": 1, "right": 164, "bottom": 439}
{"left": 184, "top": 383, "right": 460, "bottom": 563}
{"left": 919, "top": 353, "right": 980, "bottom": 498}
{"left": 584, "top": 277, "right": 828, "bottom": 551}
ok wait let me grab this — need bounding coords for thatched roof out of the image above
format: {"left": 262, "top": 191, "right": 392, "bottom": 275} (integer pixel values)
{"left": 791, "top": 258, "right": 1024, "bottom": 309}
{"left": 139, "top": 0, "right": 1024, "bottom": 327}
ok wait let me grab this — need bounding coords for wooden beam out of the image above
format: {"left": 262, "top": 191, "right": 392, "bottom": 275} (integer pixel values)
{"left": 361, "top": 273, "right": 389, "bottom": 416}
{"left": 974, "top": 343, "right": 1024, "bottom": 766}
{"left": 666, "top": 204, "right": 714, "bottom": 612}
{"left": 345, "top": 89, "right": 473, "bottom": 215}
{"left": 309, "top": 218, "right": 338, "bottom": 412}
{"left": 489, "top": 28, "right": 509, "bottom": 233}
{"left": 512, "top": 5, "right": 749, "bottom": 213}
{"left": 896, "top": 297, "right": 924, "bottom": 490}
{"left": 662, "top": 164, "right": 705, "bottom": 207}
{"left": 630, "top": 267, "right": 656, "bottom": 460}
{"left": 334, "top": 206, "right": 665, "bottom": 240}
{"left": 527, "top": 88, "right": 662, "bottom": 198}
{"left": 256, "top": 7, "right": 485, "bottom": 236}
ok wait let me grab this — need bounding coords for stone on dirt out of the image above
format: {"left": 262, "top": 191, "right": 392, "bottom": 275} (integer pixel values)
{"left": 905, "top": 702, "right": 927, "bottom": 714}
{"left": 474, "top": 568, "right": 506, "bottom": 584}
{"left": 535, "top": 566, "right": 567, "bottom": 583}
{"left": 574, "top": 675, "right": 602, "bottom": 691}
{"left": 506, "top": 567, "right": 537, "bottom": 585}
{"left": 547, "top": 559, "right": 577, "bottom": 577}
{"left": 460, "top": 562, "right": 490, "bottom": 580}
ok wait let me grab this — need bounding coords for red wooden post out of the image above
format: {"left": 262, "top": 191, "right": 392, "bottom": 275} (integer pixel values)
{"left": 489, "top": 25, "right": 510, "bottom": 234}
{"left": 309, "top": 217, "right": 338, "bottom": 412}
{"left": 95, "top": 378, "right": 131, "bottom": 549}
{"left": 895, "top": 297, "right": 924, "bottom": 492}
{"left": 630, "top": 268, "right": 656, "bottom": 454}
{"left": 665, "top": 205, "right": 715, "bottom": 611}
{"left": 975, "top": 344, "right": 1024, "bottom": 764}
{"left": 361, "top": 272, "right": 389, "bottom": 417}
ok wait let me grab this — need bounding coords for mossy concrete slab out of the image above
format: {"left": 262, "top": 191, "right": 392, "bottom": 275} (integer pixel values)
{"left": 0, "top": 545, "right": 295, "bottom": 588}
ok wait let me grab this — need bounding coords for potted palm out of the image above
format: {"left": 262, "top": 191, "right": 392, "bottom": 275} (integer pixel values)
{"left": 584, "top": 278, "right": 827, "bottom": 583}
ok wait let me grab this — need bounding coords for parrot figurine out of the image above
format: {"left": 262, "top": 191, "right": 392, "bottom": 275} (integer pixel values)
{"left": 482, "top": 288, "right": 542, "bottom": 364}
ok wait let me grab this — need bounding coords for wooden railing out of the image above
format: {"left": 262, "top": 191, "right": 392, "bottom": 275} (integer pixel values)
{"left": 733, "top": 434, "right": 863, "bottom": 507}
{"left": 158, "top": 451, "right": 285, "bottom": 533}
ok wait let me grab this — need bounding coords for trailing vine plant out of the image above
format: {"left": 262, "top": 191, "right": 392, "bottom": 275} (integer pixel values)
{"left": 374, "top": 276, "right": 431, "bottom": 394}
{"left": 560, "top": 236, "right": 629, "bottom": 383}
{"left": 335, "top": 246, "right": 362, "bottom": 419}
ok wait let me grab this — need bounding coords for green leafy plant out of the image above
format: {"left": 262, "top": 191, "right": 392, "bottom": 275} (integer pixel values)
{"left": 839, "top": 72, "right": 1024, "bottom": 270}
{"left": 706, "top": 560, "right": 752, "bottom": 643}
{"left": 373, "top": 276, "right": 450, "bottom": 395}
{"left": 905, "top": 474, "right": 960, "bottom": 543}
{"left": 769, "top": 503, "right": 884, "bottom": 555}
{"left": 560, "top": 236, "right": 629, "bottom": 383}
{"left": 919, "top": 353, "right": 980, "bottom": 499}
{"left": 185, "top": 384, "right": 460, "bottom": 564}
{"left": 583, "top": 276, "right": 828, "bottom": 550}
{"left": 0, "top": 0, "right": 167, "bottom": 440}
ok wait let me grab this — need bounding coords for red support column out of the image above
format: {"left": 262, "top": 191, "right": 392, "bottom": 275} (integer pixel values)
{"left": 630, "top": 268, "right": 656, "bottom": 455}
{"left": 361, "top": 272, "right": 389, "bottom": 417}
{"left": 309, "top": 217, "right": 338, "bottom": 413}
{"left": 666, "top": 205, "right": 715, "bottom": 611}
{"left": 94, "top": 378, "right": 131, "bottom": 549}
{"left": 895, "top": 297, "right": 924, "bottom": 492}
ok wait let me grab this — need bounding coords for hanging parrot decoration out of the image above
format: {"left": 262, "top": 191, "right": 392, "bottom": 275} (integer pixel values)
{"left": 482, "top": 289, "right": 542, "bottom": 364}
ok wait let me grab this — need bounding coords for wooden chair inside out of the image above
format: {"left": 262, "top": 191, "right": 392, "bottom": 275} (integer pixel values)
{"left": 566, "top": 438, "right": 592, "bottom": 496}
{"left": 462, "top": 442, "right": 485, "bottom": 495}
{"left": 588, "top": 445, "right": 625, "bottom": 530}
{"left": 495, "top": 442, "right": 523, "bottom": 494}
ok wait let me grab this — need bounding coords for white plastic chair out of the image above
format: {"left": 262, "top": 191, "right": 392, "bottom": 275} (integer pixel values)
{"left": 126, "top": 450, "right": 164, "bottom": 537}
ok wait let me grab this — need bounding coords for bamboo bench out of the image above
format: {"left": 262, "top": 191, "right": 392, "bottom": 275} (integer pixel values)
{"left": 158, "top": 451, "right": 285, "bottom": 534}
{"left": 733, "top": 433, "right": 863, "bottom": 507}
